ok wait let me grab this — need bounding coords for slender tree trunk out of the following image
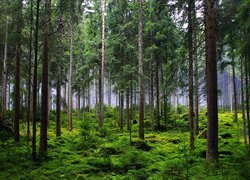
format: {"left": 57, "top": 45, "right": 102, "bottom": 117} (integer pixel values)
{"left": 68, "top": 25, "right": 74, "bottom": 131}
{"left": 150, "top": 62, "right": 155, "bottom": 132}
{"left": 99, "top": 0, "right": 106, "bottom": 128}
{"left": 95, "top": 78, "right": 98, "bottom": 118}
{"left": 155, "top": 67, "right": 160, "bottom": 130}
{"left": 14, "top": 0, "right": 23, "bottom": 143}
{"left": 232, "top": 57, "right": 238, "bottom": 122}
{"left": 138, "top": 0, "right": 144, "bottom": 139}
{"left": 8, "top": 75, "right": 11, "bottom": 111}
{"left": 205, "top": 0, "right": 218, "bottom": 162}
{"left": 40, "top": 0, "right": 51, "bottom": 155}
{"left": 77, "top": 89, "right": 81, "bottom": 120}
{"left": 1, "top": 18, "right": 8, "bottom": 127}
{"left": 188, "top": 0, "right": 194, "bottom": 150}
{"left": 27, "top": 0, "right": 33, "bottom": 144}
{"left": 245, "top": 55, "right": 250, "bottom": 154}
{"left": 82, "top": 88, "right": 85, "bottom": 113}
{"left": 32, "top": 0, "right": 40, "bottom": 161}
{"left": 194, "top": 26, "right": 199, "bottom": 136}
{"left": 119, "top": 92, "right": 124, "bottom": 130}
{"left": 56, "top": 5, "right": 63, "bottom": 137}
{"left": 108, "top": 76, "right": 111, "bottom": 113}
{"left": 88, "top": 82, "right": 90, "bottom": 112}
{"left": 126, "top": 89, "right": 130, "bottom": 131}
{"left": 241, "top": 58, "right": 247, "bottom": 145}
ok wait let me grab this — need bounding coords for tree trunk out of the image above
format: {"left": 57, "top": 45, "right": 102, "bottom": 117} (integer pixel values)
{"left": 40, "top": 0, "right": 51, "bottom": 155}
{"left": 1, "top": 18, "right": 8, "bottom": 127}
{"left": 99, "top": 0, "right": 106, "bottom": 128}
{"left": 32, "top": 0, "right": 40, "bottom": 160}
{"left": 68, "top": 25, "right": 74, "bottom": 131}
{"left": 77, "top": 89, "right": 81, "bottom": 120}
{"left": 155, "top": 67, "right": 160, "bottom": 130}
{"left": 126, "top": 89, "right": 130, "bottom": 131}
{"left": 150, "top": 62, "right": 155, "bottom": 132}
{"left": 194, "top": 24, "right": 199, "bottom": 136}
{"left": 232, "top": 57, "right": 238, "bottom": 122}
{"left": 138, "top": 0, "right": 144, "bottom": 140}
{"left": 241, "top": 58, "right": 247, "bottom": 145}
{"left": 27, "top": 0, "right": 33, "bottom": 144}
{"left": 108, "top": 76, "right": 111, "bottom": 113}
{"left": 119, "top": 92, "right": 124, "bottom": 130}
{"left": 14, "top": 0, "right": 23, "bottom": 143}
{"left": 205, "top": 0, "right": 218, "bottom": 162}
{"left": 245, "top": 55, "right": 250, "bottom": 154}
{"left": 188, "top": 0, "right": 194, "bottom": 150}
{"left": 56, "top": 5, "right": 63, "bottom": 137}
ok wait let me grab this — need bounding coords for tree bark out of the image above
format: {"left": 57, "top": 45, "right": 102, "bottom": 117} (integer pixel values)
{"left": 77, "top": 89, "right": 81, "bottom": 120}
{"left": 126, "top": 89, "right": 130, "bottom": 131}
{"left": 138, "top": 0, "right": 144, "bottom": 140}
{"left": 240, "top": 58, "right": 247, "bottom": 145}
{"left": 32, "top": 0, "right": 40, "bottom": 160}
{"left": 68, "top": 25, "right": 74, "bottom": 131}
{"left": 150, "top": 62, "right": 155, "bottom": 132}
{"left": 14, "top": 0, "right": 23, "bottom": 143}
{"left": 56, "top": 4, "right": 63, "bottom": 137}
{"left": 188, "top": 0, "right": 194, "bottom": 149}
{"left": 205, "top": 0, "right": 218, "bottom": 162}
{"left": 1, "top": 18, "right": 8, "bottom": 127}
{"left": 232, "top": 57, "right": 238, "bottom": 122}
{"left": 40, "top": 0, "right": 51, "bottom": 155}
{"left": 27, "top": 0, "right": 33, "bottom": 144}
{"left": 99, "top": 0, "right": 106, "bottom": 128}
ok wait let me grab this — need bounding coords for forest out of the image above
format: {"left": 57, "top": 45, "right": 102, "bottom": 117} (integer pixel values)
{"left": 0, "top": 0, "right": 250, "bottom": 179}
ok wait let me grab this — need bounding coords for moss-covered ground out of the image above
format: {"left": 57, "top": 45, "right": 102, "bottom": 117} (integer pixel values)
{"left": 0, "top": 109, "right": 250, "bottom": 179}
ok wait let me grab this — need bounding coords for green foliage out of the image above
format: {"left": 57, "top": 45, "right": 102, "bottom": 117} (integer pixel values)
{"left": 0, "top": 111, "right": 250, "bottom": 179}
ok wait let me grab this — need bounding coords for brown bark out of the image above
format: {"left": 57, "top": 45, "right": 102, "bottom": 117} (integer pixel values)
{"left": 241, "top": 58, "right": 247, "bottom": 145}
{"left": 205, "top": 0, "right": 218, "bottom": 162}
{"left": 138, "top": 0, "right": 144, "bottom": 140}
{"left": 56, "top": 5, "right": 63, "bottom": 137}
{"left": 126, "top": 89, "right": 130, "bottom": 131}
{"left": 14, "top": 0, "right": 23, "bottom": 143}
{"left": 32, "top": 0, "right": 40, "bottom": 160}
{"left": 188, "top": 0, "right": 194, "bottom": 150}
{"left": 150, "top": 62, "right": 155, "bottom": 132}
{"left": 1, "top": 18, "right": 8, "bottom": 127}
{"left": 40, "top": 0, "right": 51, "bottom": 155}
{"left": 27, "top": 0, "right": 33, "bottom": 144}
{"left": 232, "top": 57, "right": 238, "bottom": 122}
{"left": 68, "top": 25, "right": 74, "bottom": 131}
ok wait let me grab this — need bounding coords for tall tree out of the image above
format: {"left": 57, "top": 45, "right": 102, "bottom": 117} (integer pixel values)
{"left": 188, "top": 0, "right": 195, "bottom": 150}
{"left": 14, "top": 0, "right": 23, "bottom": 143}
{"left": 68, "top": 24, "right": 74, "bottom": 131}
{"left": 1, "top": 17, "right": 8, "bottom": 128}
{"left": 56, "top": 0, "right": 63, "bottom": 137}
{"left": 32, "top": 0, "right": 40, "bottom": 161}
{"left": 205, "top": 0, "right": 218, "bottom": 162}
{"left": 99, "top": 0, "right": 106, "bottom": 128}
{"left": 138, "top": 0, "right": 144, "bottom": 140}
{"left": 27, "top": 0, "right": 34, "bottom": 144}
{"left": 40, "top": 0, "right": 51, "bottom": 155}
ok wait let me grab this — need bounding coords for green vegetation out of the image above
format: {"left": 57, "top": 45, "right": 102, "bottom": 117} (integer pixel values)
{"left": 1, "top": 111, "right": 249, "bottom": 179}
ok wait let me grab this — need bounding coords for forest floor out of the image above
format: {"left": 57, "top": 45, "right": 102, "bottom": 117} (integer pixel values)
{"left": 0, "top": 110, "right": 250, "bottom": 179}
